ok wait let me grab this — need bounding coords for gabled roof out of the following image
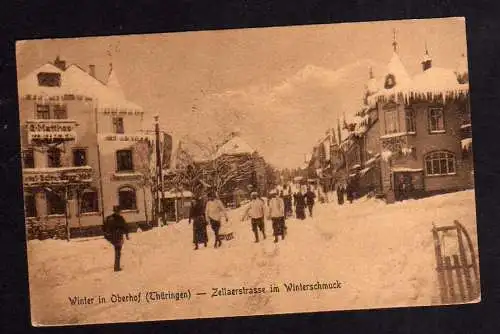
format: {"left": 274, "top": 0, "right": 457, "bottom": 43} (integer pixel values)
{"left": 214, "top": 136, "right": 255, "bottom": 159}
{"left": 18, "top": 61, "right": 142, "bottom": 112}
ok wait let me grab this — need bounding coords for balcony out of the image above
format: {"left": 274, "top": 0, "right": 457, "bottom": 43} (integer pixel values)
{"left": 26, "top": 119, "right": 78, "bottom": 144}
{"left": 23, "top": 166, "right": 93, "bottom": 187}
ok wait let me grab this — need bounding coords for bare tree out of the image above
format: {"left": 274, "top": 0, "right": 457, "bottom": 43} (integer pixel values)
{"left": 134, "top": 140, "right": 155, "bottom": 224}
{"left": 189, "top": 136, "right": 255, "bottom": 197}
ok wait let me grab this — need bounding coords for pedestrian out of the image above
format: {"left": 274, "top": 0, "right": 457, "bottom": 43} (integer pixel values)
{"left": 205, "top": 191, "right": 228, "bottom": 248}
{"left": 242, "top": 192, "right": 267, "bottom": 243}
{"left": 346, "top": 179, "right": 354, "bottom": 204}
{"left": 337, "top": 183, "right": 345, "bottom": 205}
{"left": 294, "top": 191, "right": 306, "bottom": 220}
{"left": 268, "top": 190, "right": 286, "bottom": 242}
{"left": 304, "top": 186, "right": 316, "bottom": 218}
{"left": 103, "top": 205, "right": 129, "bottom": 272}
{"left": 188, "top": 195, "right": 208, "bottom": 250}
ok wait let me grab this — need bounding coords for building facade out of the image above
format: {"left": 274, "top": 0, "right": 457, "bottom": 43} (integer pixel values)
{"left": 19, "top": 57, "right": 154, "bottom": 238}
{"left": 340, "top": 44, "right": 472, "bottom": 203}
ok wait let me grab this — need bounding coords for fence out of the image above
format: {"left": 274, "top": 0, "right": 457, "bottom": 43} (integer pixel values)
{"left": 432, "top": 220, "right": 480, "bottom": 304}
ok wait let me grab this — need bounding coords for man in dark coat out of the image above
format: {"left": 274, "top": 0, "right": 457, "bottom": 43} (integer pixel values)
{"left": 304, "top": 186, "right": 316, "bottom": 218}
{"left": 103, "top": 206, "right": 129, "bottom": 272}
{"left": 294, "top": 191, "right": 306, "bottom": 220}
{"left": 189, "top": 196, "right": 208, "bottom": 250}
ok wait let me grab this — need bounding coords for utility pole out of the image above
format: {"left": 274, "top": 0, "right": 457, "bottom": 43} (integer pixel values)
{"left": 154, "top": 115, "right": 166, "bottom": 226}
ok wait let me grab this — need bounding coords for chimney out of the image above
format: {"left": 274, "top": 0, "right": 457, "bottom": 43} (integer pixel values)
{"left": 53, "top": 56, "right": 66, "bottom": 70}
{"left": 421, "top": 45, "right": 432, "bottom": 71}
{"left": 89, "top": 64, "right": 96, "bottom": 78}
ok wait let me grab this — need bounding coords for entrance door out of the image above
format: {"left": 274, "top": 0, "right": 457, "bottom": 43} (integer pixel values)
{"left": 163, "top": 199, "right": 176, "bottom": 221}
{"left": 394, "top": 172, "right": 414, "bottom": 201}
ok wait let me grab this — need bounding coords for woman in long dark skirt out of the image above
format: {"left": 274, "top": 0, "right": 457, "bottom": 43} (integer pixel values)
{"left": 188, "top": 197, "right": 208, "bottom": 250}
{"left": 294, "top": 192, "right": 306, "bottom": 220}
{"left": 337, "top": 184, "right": 345, "bottom": 205}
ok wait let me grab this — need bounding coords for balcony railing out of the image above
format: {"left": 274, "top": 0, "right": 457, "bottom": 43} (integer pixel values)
{"left": 26, "top": 119, "right": 78, "bottom": 144}
{"left": 23, "top": 166, "right": 92, "bottom": 187}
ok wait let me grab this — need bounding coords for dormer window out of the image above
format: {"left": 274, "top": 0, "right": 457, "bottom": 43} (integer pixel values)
{"left": 37, "top": 72, "right": 61, "bottom": 87}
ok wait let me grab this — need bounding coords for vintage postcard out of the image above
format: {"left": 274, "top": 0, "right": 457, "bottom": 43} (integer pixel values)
{"left": 17, "top": 17, "right": 479, "bottom": 326}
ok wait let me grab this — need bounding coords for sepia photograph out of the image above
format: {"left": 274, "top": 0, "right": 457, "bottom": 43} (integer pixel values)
{"left": 16, "top": 17, "right": 479, "bottom": 326}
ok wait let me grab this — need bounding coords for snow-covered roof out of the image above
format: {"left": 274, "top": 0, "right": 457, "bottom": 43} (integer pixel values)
{"left": 367, "top": 52, "right": 469, "bottom": 105}
{"left": 411, "top": 67, "right": 468, "bottom": 96}
{"left": 18, "top": 62, "right": 143, "bottom": 113}
{"left": 106, "top": 67, "right": 126, "bottom": 100}
{"left": 386, "top": 51, "right": 412, "bottom": 90}
{"left": 163, "top": 190, "right": 193, "bottom": 198}
{"left": 456, "top": 54, "right": 469, "bottom": 77}
{"left": 213, "top": 136, "right": 256, "bottom": 159}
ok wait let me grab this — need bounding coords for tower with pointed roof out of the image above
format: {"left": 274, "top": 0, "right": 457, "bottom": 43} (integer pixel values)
{"left": 106, "top": 63, "right": 126, "bottom": 100}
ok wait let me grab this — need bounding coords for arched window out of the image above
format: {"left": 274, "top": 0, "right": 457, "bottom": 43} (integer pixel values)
{"left": 80, "top": 188, "right": 99, "bottom": 213}
{"left": 118, "top": 186, "right": 137, "bottom": 210}
{"left": 25, "top": 192, "right": 37, "bottom": 218}
{"left": 425, "top": 151, "right": 456, "bottom": 176}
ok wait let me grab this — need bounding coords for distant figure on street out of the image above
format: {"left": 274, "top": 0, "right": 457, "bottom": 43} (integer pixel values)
{"left": 188, "top": 196, "right": 208, "bottom": 250}
{"left": 268, "top": 190, "right": 286, "bottom": 243}
{"left": 103, "top": 205, "right": 129, "bottom": 272}
{"left": 205, "top": 192, "right": 228, "bottom": 248}
{"left": 304, "top": 186, "right": 316, "bottom": 218}
{"left": 242, "top": 192, "right": 267, "bottom": 243}
{"left": 337, "top": 183, "right": 345, "bottom": 205}
{"left": 283, "top": 188, "right": 293, "bottom": 218}
{"left": 346, "top": 179, "right": 354, "bottom": 204}
{"left": 294, "top": 191, "right": 306, "bottom": 220}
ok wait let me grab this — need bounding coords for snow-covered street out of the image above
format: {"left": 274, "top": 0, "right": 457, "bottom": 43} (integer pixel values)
{"left": 27, "top": 190, "right": 479, "bottom": 325}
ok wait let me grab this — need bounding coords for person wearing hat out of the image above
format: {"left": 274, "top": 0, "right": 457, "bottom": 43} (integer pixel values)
{"left": 103, "top": 205, "right": 130, "bottom": 272}
{"left": 242, "top": 191, "right": 266, "bottom": 243}
{"left": 268, "top": 190, "right": 286, "bottom": 243}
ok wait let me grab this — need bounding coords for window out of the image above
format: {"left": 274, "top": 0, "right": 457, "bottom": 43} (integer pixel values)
{"left": 23, "top": 149, "right": 35, "bottom": 168}
{"left": 47, "top": 148, "right": 62, "bottom": 168}
{"left": 385, "top": 109, "right": 399, "bottom": 134}
{"left": 118, "top": 186, "right": 137, "bottom": 210}
{"left": 113, "top": 117, "right": 124, "bottom": 134}
{"left": 73, "top": 148, "right": 87, "bottom": 167}
{"left": 116, "top": 149, "right": 134, "bottom": 172}
{"left": 428, "top": 107, "right": 445, "bottom": 133}
{"left": 37, "top": 72, "right": 61, "bottom": 87}
{"left": 36, "top": 104, "right": 50, "bottom": 119}
{"left": 80, "top": 189, "right": 99, "bottom": 213}
{"left": 52, "top": 104, "right": 67, "bottom": 119}
{"left": 425, "top": 151, "right": 456, "bottom": 176}
{"left": 405, "top": 108, "right": 416, "bottom": 133}
{"left": 46, "top": 189, "right": 65, "bottom": 215}
{"left": 35, "top": 103, "right": 67, "bottom": 119}
{"left": 25, "top": 193, "right": 37, "bottom": 218}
